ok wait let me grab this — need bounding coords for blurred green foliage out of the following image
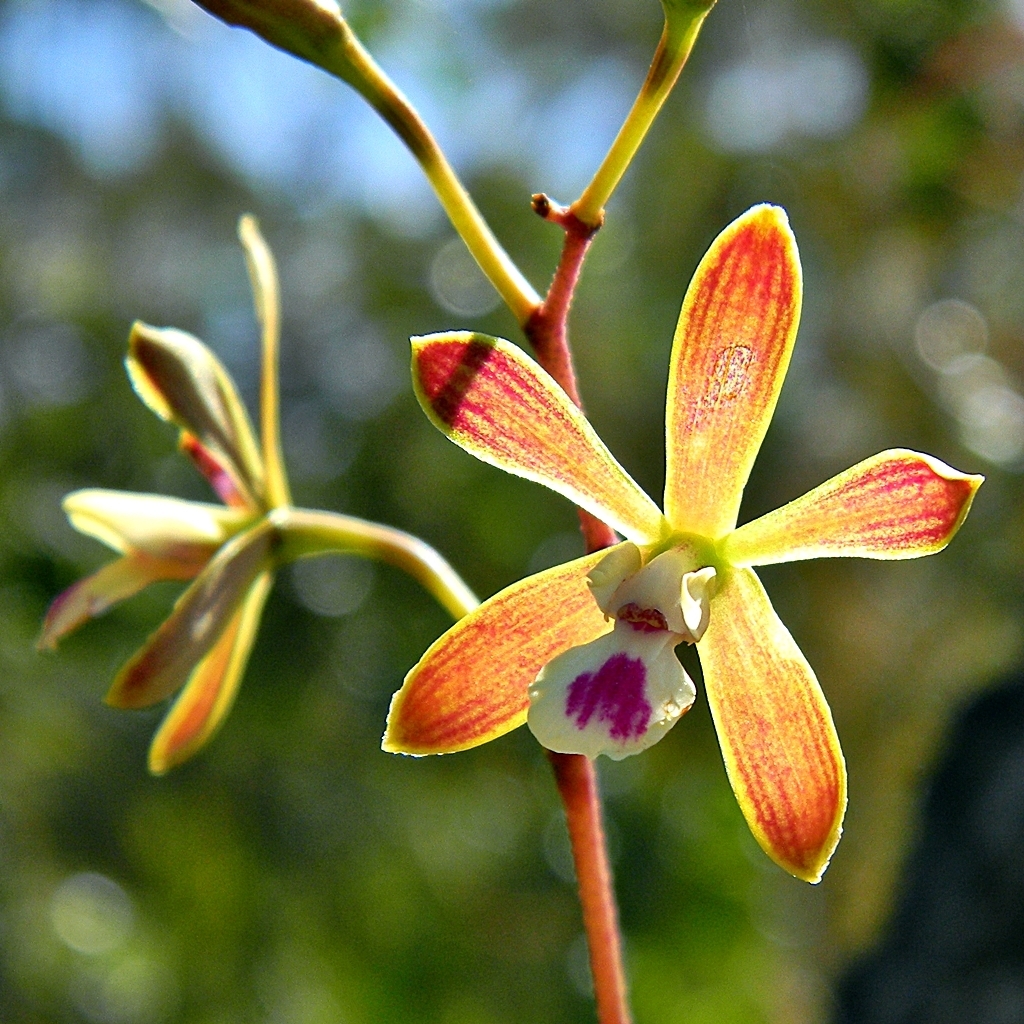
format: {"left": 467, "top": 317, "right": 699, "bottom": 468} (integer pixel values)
{"left": 2, "top": 0, "right": 1024, "bottom": 1020}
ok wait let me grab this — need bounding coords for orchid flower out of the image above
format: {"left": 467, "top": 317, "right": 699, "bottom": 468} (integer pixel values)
{"left": 383, "top": 205, "right": 982, "bottom": 882}
{"left": 40, "top": 216, "right": 476, "bottom": 775}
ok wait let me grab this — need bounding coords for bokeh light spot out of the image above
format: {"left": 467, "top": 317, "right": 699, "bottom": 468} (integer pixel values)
{"left": 290, "top": 555, "right": 375, "bottom": 618}
{"left": 915, "top": 299, "right": 988, "bottom": 371}
{"left": 429, "top": 236, "right": 501, "bottom": 318}
{"left": 50, "top": 872, "right": 134, "bottom": 956}
{"left": 706, "top": 43, "right": 867, "bottom": 153}
{"left": 938, "top": 353, "right": 1024, "bottom": 467}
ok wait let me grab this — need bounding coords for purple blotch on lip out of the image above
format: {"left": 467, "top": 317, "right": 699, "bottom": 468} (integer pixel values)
{"left": 565, "top": 652, "right": 651, "bottom": 741}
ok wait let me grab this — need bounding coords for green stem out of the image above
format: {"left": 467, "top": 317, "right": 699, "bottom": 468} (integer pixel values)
{"left": 192, "top": 0, "right": 541, "bottom": 325}
{"left": 572, "top": 2, "right": 714, "bottom": 229}
{"left": 333, "top": 39, "right": 542, "bottom": 323}
{"left": 273, "top": 507, "right": 478, "bottom": 620}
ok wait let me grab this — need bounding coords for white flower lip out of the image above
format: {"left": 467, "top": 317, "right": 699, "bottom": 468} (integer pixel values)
{"left": 527, "top": 624, "right": 697, "bottom": 760}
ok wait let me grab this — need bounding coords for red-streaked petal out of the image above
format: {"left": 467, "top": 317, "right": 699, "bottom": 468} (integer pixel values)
{"left": 723, "top": 450, "right": 984, "bottom": 567}
{"left": 106, "top": 519, "right": 276, "bottom": 710}
{"left": 697, "top": 567, "right": 846, "bottom": 883}
{"left": 383, "top": 551, "right": 613, "bottom": 755}
{"left": 37, "top": 554, "right": 200, "bottom": 651}
{"left": 412, "top": 332, "right": 665, "bottom": 545}
{"left": 664, "top": 205, "right": 802, "bottom": 538}
{"left": 148, "top": 572, "right": 272, "bottom": 775}
{"left": 127, "top": 322, "right": 265, "bottom": 508}
{"left": 63, "top": 489, "right": 251, "bottom": 559}
{"left": 180, "top": 433, "right": 249, "bottom": 508}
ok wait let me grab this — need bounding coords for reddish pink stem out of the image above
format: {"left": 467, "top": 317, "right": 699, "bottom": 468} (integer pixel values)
{"left": 548, "top": 751, "right": 633, "bottom": 1024}
{"left": 523, "top": 194, "right": 629, "bottom": 1024}
{"left": 525, "top": 195, "right": 617, "bottom": 554}
{"left": 524, "top": 194, "right": 595, "bottom": 406}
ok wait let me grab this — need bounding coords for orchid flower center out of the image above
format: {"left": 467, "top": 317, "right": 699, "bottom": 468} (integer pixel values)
{"left": 526, "top": 543, "right": 717, "bottom": 760}
{"left": 589, "top": 543, "right": 717, "bottom": 644}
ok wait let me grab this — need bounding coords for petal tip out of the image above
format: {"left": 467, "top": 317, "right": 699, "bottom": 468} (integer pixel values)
{"left": 381, "top": 682, "right": 524, "bottom": 756}
{"left": 147, "top": 746, "right": 172, "bottom": 777}
{"left": 146, "top": 729, "right": 192, "bottom": 776}
{"left": 380, "top": 679, "right": 455, "bottom": 756}
{"left": 103, "top": 679, "right": 135, "bottom": 710}
{"left": 37, "top": 590, "right": 74, "bottom": 651}
{"left": 35, "top": 628, "right": 59, "bottom": 653}
{"left": 899, "top": 451, "right": 984, "bottom": 553}
{"left": 751, "top": 749, "right": 847, "bottom": 883}
{"left": 380, "top": 689, "right": 418, "bottom": 755}
{"left": 379, "top": 728, "right": 428, "bottom": 758}
{"left": 726, "top": 204, "right": 798, "bottom": 258}
{"left": 745, "top": 201, "right": 791, "bottom": 227}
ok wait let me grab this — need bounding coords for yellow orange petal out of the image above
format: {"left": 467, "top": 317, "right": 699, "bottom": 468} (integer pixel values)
{"left": 148, "top": 572, "right": 272, "bottom": 775}
{"left": 383, "top": 551, "right": 612, "bottom": 755}
{"left": 664, "top": 205, "right": 802, "bottom": 537}
{"left": 127, "top": 322, "right": 266, "bottom": 508}
{"left": 37, "top": 554, "right": 199, "bottom": 651}
{"left": 697, "top": 567, "right": 846, "bottom": 882}
{"left": 106, "top": 519, "right": 276, "bottom": 710}
{"left": 723, "top": 450, "right": 984, "bottom": 567}
{"left": 412, "top": 333, "right": 665, "bottom": 545}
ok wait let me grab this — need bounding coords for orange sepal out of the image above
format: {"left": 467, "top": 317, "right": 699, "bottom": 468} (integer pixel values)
{"left": 697, "top": 567, "right": 846, "bottom": 882}
{"left": 383, "top": 552, "right": 612, "bottom": 755}
{"left": 148, "top": 572, "right": 272, "bottom": 775}
{"left": 665, "top": 205, "right": 802, "bottom": 538}
{"left": 412, "top": 332, "right": 665, "bottom": 546}
{"left": 723, "top": 449, "right": 984, "bottom": 566}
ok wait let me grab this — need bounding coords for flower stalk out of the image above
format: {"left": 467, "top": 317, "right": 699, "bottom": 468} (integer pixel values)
{"left": 572, "top": 0, "right": 717, "bottom": 229}
{"left": 519, "top": 199, "right": 633, "bottom": 1016}
{"left": 525, "top": 195, "right": 599, "bottom": 409}
{"left": 520, "top": 194, "right": 634, "bottom": 1023}
{"left": 549, "top": 751, "right": 633, "bottom": 1024}
{"left": 526, "top": 195, "right": 617, "bottom": 555}
{"left": 275, "top": 507, "right": 478, "bottom": 620}
{"left": 190, "top": 0, "right": 541, "bottom": 325}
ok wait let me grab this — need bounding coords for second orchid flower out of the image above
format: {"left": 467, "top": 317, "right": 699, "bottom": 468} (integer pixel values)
{"left": 41, "top": 216, "right": 476, "bottom": 775}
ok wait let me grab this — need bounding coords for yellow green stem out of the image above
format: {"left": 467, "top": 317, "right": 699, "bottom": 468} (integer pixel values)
{"left": 274, "top": 507, "right": 478, "bottom": 620}
{"left": 327, "top": 37, "right": 541, "bottom": 323}
{"left": 192, "top": 0, "right": 541, "bottom": 325}
{"left": 238, "top": 214, "right": 292, "bottom": 509}
{"left": 572, "top": 1, "right": 715, "bottom": 229}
